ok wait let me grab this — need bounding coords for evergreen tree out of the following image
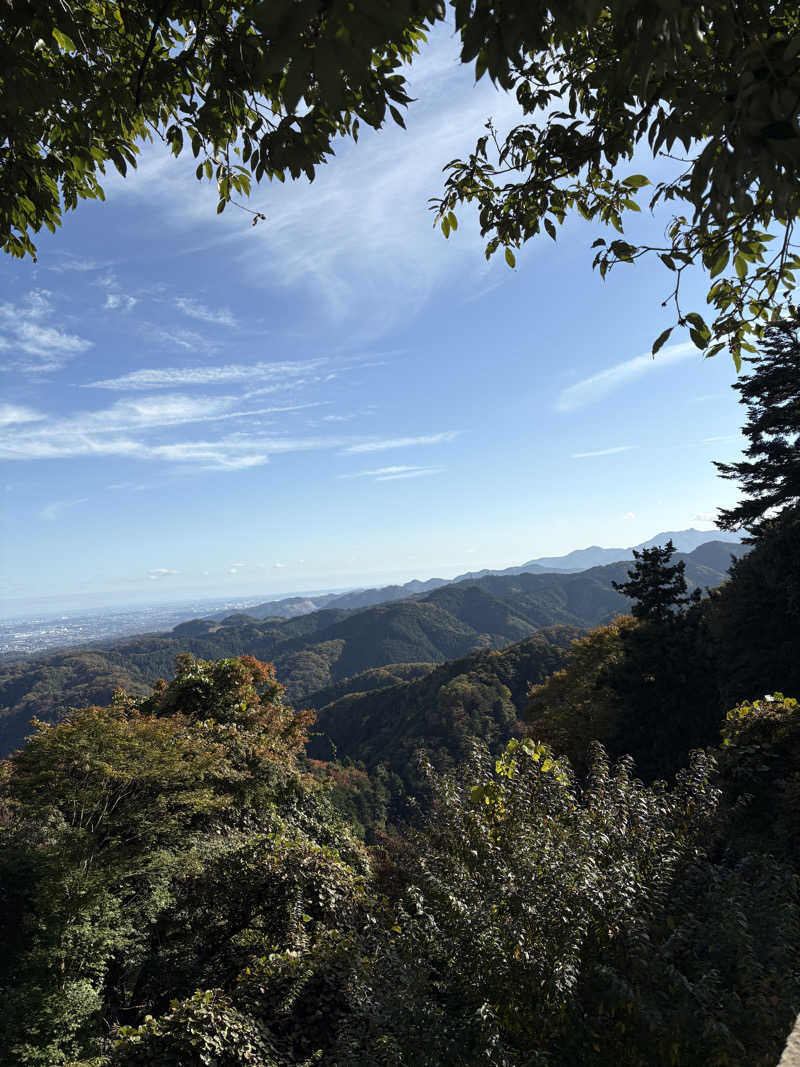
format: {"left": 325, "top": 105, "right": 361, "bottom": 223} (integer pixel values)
{"left": 612, "top": 540, "right": 697, "bottom": 623}
{"left": 716, "top": 318, "right": 800, "bottom": 536}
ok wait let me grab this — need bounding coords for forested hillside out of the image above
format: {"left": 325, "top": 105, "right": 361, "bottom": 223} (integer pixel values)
{"left": 308, "top": 628, "right": 576, "bottom": 787}
{"left": 0, "top": 543, "right": 742, "bottom": 757}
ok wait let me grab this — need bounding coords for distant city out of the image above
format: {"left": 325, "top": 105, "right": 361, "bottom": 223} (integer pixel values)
{"left": 0, "top": 596, "right": 283, "bottom": 656}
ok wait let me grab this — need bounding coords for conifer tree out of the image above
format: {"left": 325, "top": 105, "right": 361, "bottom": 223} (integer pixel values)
{"left": 612, "top": 540, "right": 697, "bottom": 623}
{"left": 715, "top": 319, "right": 800, "bottom": 536}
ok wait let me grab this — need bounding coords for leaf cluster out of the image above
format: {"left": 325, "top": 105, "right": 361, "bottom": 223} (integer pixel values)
{"left": 434, "top": 0, "right": 800, "bottom": 363}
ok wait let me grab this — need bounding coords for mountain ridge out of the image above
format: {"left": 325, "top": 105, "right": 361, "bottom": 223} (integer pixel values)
{"left": 0, "top": 540, "right": 746, "bottom": 757}
{"left": 207, "top": 528, "right": 741, "bottom": 623}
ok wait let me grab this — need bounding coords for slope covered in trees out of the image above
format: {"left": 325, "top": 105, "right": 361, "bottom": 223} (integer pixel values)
{"left": 308, "top": 628, "right": 577, "bottom": 791}
{"left": 0, "top": 543, "right": 742, "bottom": 757}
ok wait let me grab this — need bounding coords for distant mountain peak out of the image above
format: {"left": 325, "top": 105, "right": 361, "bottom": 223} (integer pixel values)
{"left": 453, "top": 528, "right": 741, "bottom": 582}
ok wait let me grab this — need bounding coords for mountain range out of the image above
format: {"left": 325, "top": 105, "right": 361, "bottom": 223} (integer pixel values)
{"left": 0, "top": 539, "right": 746, "bottom": 756}
{"left": 451, "top": 527, "right": 742, "bottom": 580}
{"left": 206, "top": 528, "right": 741, "bottom": 623}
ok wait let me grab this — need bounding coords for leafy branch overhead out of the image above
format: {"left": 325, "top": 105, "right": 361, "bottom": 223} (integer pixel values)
{"left": 3, "top": 1, "right": 800, "bottom": 363}
{"left": 1, "top": 0, "right": 442, "bottom": 256}
{"left": 433, "top": 1, "right": 800, "bottom": 367}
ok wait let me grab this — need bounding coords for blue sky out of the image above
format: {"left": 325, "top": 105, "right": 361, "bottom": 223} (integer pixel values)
{"left": 0, "top": 26, "right": 746, "bottom": 614}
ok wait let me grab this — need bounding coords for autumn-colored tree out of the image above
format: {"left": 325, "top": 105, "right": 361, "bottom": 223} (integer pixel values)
{"left": 0, "top": 655, "right": 366, "bottom": 1067}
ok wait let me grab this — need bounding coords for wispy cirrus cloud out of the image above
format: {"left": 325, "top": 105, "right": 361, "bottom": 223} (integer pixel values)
{"left": 375, "top": 467, "right": 445, "bottom": 481}
{"left": 339, "top": 464, "right": 444, "bottom": 481}
{"left": 40, "top": 498, "right": 89, "bottom": 521}
{"left": 342, "top": 431, "right": 459, "bottom": 454}
{"left": 48, "top": 254, "right": 108, "bottom": 274}
{"left": 0, "top": 290, "right": 93, "bottom": 372}
{"left": 175, "top": 297, "right": 236, "bottom": 327}
{"left": 0, "top": 404, "right": 44, "bottom": 427}
{"left": 572, "top": 445, "right": 635, "bottom": 459}
{"left": 556, "top": 343, "right": 696, "bottom": 412}
{"left": 98, "top": 26, "right": 523, "bottom": 334}
{"left": 147, "top": 568, "right": 179, "bottom": 580}
{"left": 0, "top": 394, "right": 342, "bottom": 470}
{"left": 86, "top": 359, "right": 328, "bottom": 391}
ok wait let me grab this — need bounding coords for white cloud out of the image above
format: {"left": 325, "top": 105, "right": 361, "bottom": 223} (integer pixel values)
{"left": 343, "top": 431, "right": 459, "bottom": 454}
{"left": 0, "top": 393, "right": 344, "bottom": 471}
{"left": 0, "top": 291, "right": 93, "bottom": 372}
{"left": 341, "top": 463, "right": 445, "bottom": 481}
{"left": 339, "top": 465, "right": 420, "bottom": 478}
{"left": 694, "top": 512, "right": 717, "bottom": 522}
{"left": 0, "top": 404, "right": 44, "bottom": 427}
{"left": 147, "top": 568, "right": 179, "bottom": 580}
{"left": 108, "top": 481, "right": 151, "bottom": 492}
{"left": 104, "top": 293, "right": 138, "bottom": 311}
{"left": 555, "top": 343, "right": 697, "bottom": 412}
{"left": 572, "top": 445, "right": 635, "bottom": 459}
{"left": 40, "top": 498, "right": 89, "bottom": 521}
{"left": 148, "top": 324, "right": 219, "bottom": 352}
{"left": 175, "top": 297, "right": 236, "bottom": 327}
{"left": 623, "top": 511, "right": 637, "bottom": 520}
{"left": 375, "top": 467, "right": 444, "bottom": 481}
{"left": 97, "top": 25, "right": 524, "bottom": 334}
{"left": 86, "top": 359, "right": 327, "bottom": 391}
{"left": 273, "top": 561, "right": 285, "bottom": 568}
{"left": 48, "top": 254, "right": 106, "bottom": 273}
{"left": 5, "top": 394, "right": 276, "bottom": 438}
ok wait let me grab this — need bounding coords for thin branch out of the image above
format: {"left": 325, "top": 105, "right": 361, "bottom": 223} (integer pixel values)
{"left": 134, "top": 0, "right": 173, "bottom": 108}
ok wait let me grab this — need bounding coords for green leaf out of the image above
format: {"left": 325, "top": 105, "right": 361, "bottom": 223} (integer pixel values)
{"left": 709, "top": 248, "right": 730, "bottom": 278}
{"left": 689, "top": 327, "right": 709, "bottom": 349}
{"left": 685, "top": 312, "right": 708, "bottom": 332}
{"left": 544, "top": 218, "right": 556, "bottom": 240}
{"left": 651, "top": 327, "right": 673, "bottom": 354}
{"left": 505, "top": 247, "right": 516, "bottom": 268}
{"left": 622, "top": 174, "right": 650, "bottom": 189}
{"left": 52, "top": 28, "right": 76, "bottom": 51}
